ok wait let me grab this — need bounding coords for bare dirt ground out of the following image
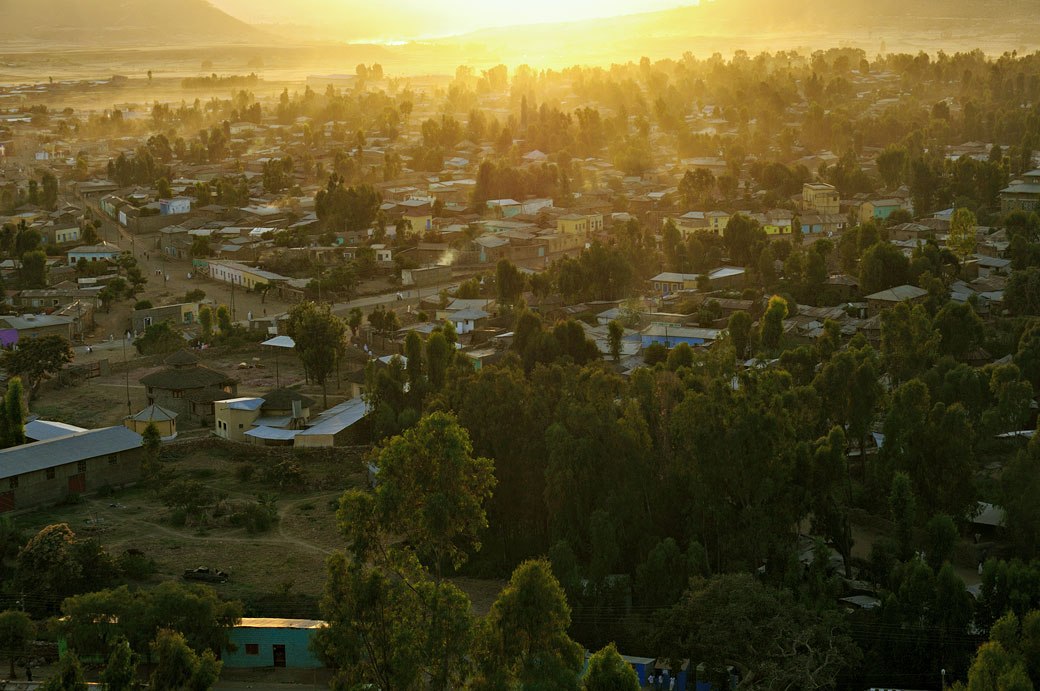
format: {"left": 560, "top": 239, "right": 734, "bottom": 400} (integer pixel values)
{"left": 32, "top": 340, "right": 364, "bottom": 429}
{"left": 11, "top": 442, "right": 506, "bottom": 614}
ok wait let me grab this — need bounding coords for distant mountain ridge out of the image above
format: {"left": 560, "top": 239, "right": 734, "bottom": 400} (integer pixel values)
{"left": 436, "top": 0, "right": 1040, "bottom": 67}
{"left": 455, "top": 0, "right": 1040, "bottom": 37}
{"left": 0, "top": 0, "right": 265, "bottom": 47}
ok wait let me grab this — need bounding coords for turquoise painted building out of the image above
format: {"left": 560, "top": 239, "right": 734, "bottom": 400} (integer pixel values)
{"left": 222, "top": 618, "right": 324, "bottom": 669}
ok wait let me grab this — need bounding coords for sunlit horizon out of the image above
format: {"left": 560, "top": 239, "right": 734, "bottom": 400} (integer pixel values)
{"left": 209, "top": 0, "right": 702, "bottom": 42}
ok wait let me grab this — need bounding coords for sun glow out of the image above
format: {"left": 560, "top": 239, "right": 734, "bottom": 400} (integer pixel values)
{"left": 210, "top": 0, "right": 697, "bottom": 41}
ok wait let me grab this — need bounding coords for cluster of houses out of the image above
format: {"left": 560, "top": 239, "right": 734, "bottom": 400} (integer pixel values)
{"left": 214, "top": 615, "right": 730, "bottom": 690}
{"left": 0, "top": 343, "right": 375, "bottom": 515}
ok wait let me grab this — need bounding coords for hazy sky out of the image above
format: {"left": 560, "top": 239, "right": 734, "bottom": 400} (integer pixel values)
{"left": 210, "top": 0, "right": 696, "bottom": 41}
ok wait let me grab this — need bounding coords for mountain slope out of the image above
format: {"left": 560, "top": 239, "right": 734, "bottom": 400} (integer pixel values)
{"left": 442, "top": 0, "right": 1040, "bottom": 64}
{"left": 0, "top": 0, "right": 265, "bottom": 47}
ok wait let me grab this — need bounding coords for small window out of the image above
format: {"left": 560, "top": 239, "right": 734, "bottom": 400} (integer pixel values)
{"left": 238, "top": 424, "right": 243, "bottom": 429}
{"left": 46, "top": 468, "right": 55, "bottom": 480}
{"left": 109, "top": 454, "right": 118, "bottom": 465}
{"left": 245, "top": 644, "right": 259, "bottom": 655}
{"left": 78, "top": 460, "right": 87, "bottom": 473}
{"left": 9, "top": 476, "right": 18, "bottom": 489}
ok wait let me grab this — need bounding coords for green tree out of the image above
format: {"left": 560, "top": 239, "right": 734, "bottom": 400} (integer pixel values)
{"left": 0, "top": 610, "right": 36, "bottom": 679}
{"left": 877, "top": 145, "right": 909, "bottom": 189}
{"left": 142, "top": 422, "right": 162, "bottom": 479}
{"left": 61, "top": 582, "right": 242, "bottom": 661}
{"left": 314, "top": 413, "right": 495, "bottom": 690}
{"left": 156, "top": 178, "right": 173, "bottom": 200}
{"left": 134, "top": 322, "right": 185, "bottom": 356}
{"left": 1002, "top": 431, "right": 1040, "bottom": 557}
{"left": 347, "top": 307, "right": 363, "bottom": 336}
{"left": 881, "top": 380, "right": 976, "bottom": 520}
{"left": 40, "top": 172, "right": 58, "bottom": 210}
{"left": 149, "top": 629, "right": 222, "bottom": 691}
{"left": 4, "top": 377, "right": 25, "bottom": 447}
{"left": 39, "top": 650, "right": 87, "bottom": 691}
{"left": 890, "top": 472, "right": 918, "bottom": 561}
{"left": 404, "top": 330, "right": 426, "bottom": 406}
{"left": 583, "top": 643, "right": 639, "bottom": 691}
{"left": 728, "top": 310, "right": 752, "bottom": 360}
{"left": 804, "top": 246, "right": 828, "bottom": 290}
{"left": 924, "top": 513, "right": 959, "bottom": 571}
{"left": 190, "top": 236, "right": 212, "bottom": 258}
{"left": 635, "top": 538, "right": 689, "bottom": 608}
{"left": 935, "top": 301, "right": 984, "bottom": 360}
{"left": 761, "top": 295, "right": 788, "bottom": 350}
{"left": 100, "top": 637, "right": 140, "bottom": 691}
{"left": 678, "top": 168, "right": 715, "bottom": 207}
{"left": 723, "top": 213, "right": 766, "bottom": 265}
{"left": 315, "top": 176, "right": 382, "bottom": 233}
{"left": 859, "top": 242, "right": 910, "bottom": 295}
{"left": 496, "top": 258, "right": 525, "bottom": 306}
{"left": 607, "top": 320, "right": 624, "bottom": 362}
{"left": 1, "top": 335, "right": 73, "bottom": 401}
{"left": 369, "top": 411, "right": 493, "bottom": 572}
{"left": 948, "top": 207, "right": 979, "bottom": 259}
{"left": 881, "top": 302, "right": 940, "bottom": 382}
{"left": 215, "top": 305, "right": 232, "bottom": 336}
{"left": 472, "top": 559, "right": 584, "bottom": 690}
{"left": 285, "top": 301, "right": 346, "bottom": 407}
{"left": 666, "top": 342, "right": 695, "bottom": 371}
{"left": 20, "top": 249, "right": 48, "bottom": 288}
{"left": 657, "top": 574, "right": 859, "bottom": 690}
{"left": 426, "top": 331, "right": 451, "bottom": 391}
{"left": 81, "top": 222, "right": 100, "bottom": 245}
{"left": 16, "top": 523, "right": 83, "bottom": 607}
{"left": 1006, "top": 267, "right": 1040, "bottom": 316}
{"left": 958, "top": 611, "right": 1040, "bottom": 690}
{"left": 197, "top": 305, "right": 213, "bottom": 341}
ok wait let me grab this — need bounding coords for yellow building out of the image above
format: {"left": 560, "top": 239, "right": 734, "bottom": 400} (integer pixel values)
{"left": 402, "top": 213, "right": 433, "bottom": 233}
{"left": 557, "top": 213, "right": 603, "bottom": 235}
{"left": 214, "top": 398, "right": 265, "bottom": 442}
{"left": 802, "top": 182, "right": 840, "bottom": 215}
{"left": 124, "top": 404, "right": 178, "bottom": 440}
{"left": 707, "top": 211, "right": 730, "bottom": 234}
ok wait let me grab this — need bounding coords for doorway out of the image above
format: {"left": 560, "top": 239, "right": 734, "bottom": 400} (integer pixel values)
{"left": 272, "top": 645, "right": 286, "bottom": 668}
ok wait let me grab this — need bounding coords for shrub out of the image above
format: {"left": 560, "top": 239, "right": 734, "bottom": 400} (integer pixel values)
{"left": 235, "top": 463, "right": 255, "bottom": 482}
{"left": 60, "top": 493, "right": 83, "bottom": 506}
{"left": 118, "top": 551, "right": 158, "bottom": 580}
{"left": 230, "top": 499, "right": 278, "bottom": 533}
{"left": 264, "top": 459, "right": 304, "bottom": 489}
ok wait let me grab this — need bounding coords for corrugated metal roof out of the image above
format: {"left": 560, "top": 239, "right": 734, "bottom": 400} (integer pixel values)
{"left": 262, "top": 335, "right": 295, "bottom": 348}
{"left": 299, "top": 398, "right": 368, "bottom": 437}
{"left": 237, "top": 618, "right": 323, "bottom": 629}
{"left": 245, "top": 426, "right": 301, "bottom": 441}
{"left": 253, "top": 415, "right": 293, "bottom": 428}
{"left": 0, "top": 426, "right": 142, "bottom": 479}
{"left": 223, "top": 398, "right": 265, "bottom": 411}
{"left": 131, "top": 404, "right": 178, "bottom": 422}
{"left": 24, "top": 419, "right": 88, "bottom": 441}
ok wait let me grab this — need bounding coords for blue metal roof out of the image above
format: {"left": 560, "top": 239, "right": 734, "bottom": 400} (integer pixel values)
{"left": 0, "top": 426, "right": 142, "bottom": 479}
{"left": 245, "top": 426, "right": 301, "bottom": 441}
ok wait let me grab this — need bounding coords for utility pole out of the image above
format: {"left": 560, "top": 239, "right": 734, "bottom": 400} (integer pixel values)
{"left": 122, "top": 335, "right": 131, "bottom": 417}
